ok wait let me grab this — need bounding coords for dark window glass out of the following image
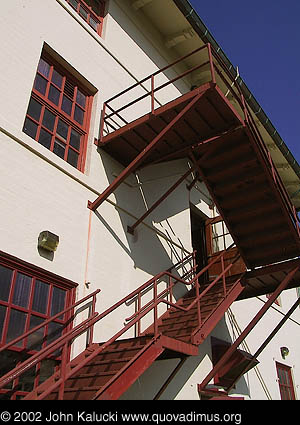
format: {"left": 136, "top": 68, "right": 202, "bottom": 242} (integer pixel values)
{"left": 48, "top": 85, "right": 60, "bottom": 106}
{"left": 27, "top": 98, "right": 42, "bottom": 121}
{"left": 0, "top": 265, "right": 13, "bottom": 301}
{"left": 74, "top": 105, "right": 84, "bottom": 125}
{"left": 12, "top": 273, "right": 31, "bottom": 308}
{"left": 67, "top": 149, "right": 79, "bottom": 168}
{"left": 27, "top": 315, "right": 45, "bottom": 351}
{"left": 76, "top": 89, "right": 86, "bottom": 108}
{"left": 46, "top": 322, "right": 64, "bottom": 347}
{"left": 6, "top": 309, "right": 27, "bottom": 346}
{"left": 34, "top": 74, "right": 47, "bottom": 95}
{"left": 57, "top": 119, "right": 69, "bottom": 141}
{"left": 89, "top": 16, "right": 99, "bottom": 31}
{"left": 51, "top": 287, "right": 66, "bottom": 317}
{"left": 51, "top": 69, "right": 63, "bottom": 88}
{"left": 69, "top": 0, "right": 79, "bottom": 10}
{"left": 38, "top": 128, "right": 52, "bottom": 149}
{"left": 23, "top": 118, "right": 38, "bottom": 139}
{"left": 62, "top": 95, "right": 72, "bottom": 116}
{"left": 79, "top": 5, "right": 88, "bottom": 19}
{"left": 32, "top": 280, "right": 50, "bottom": 314}
{"left": 53, "top": 139, "right": 66, "bottom": 159}
{"left": 37, "top": 58, "right": 50, "bottom": 78}
{"left": 0, "top": 305, "right": 7, "bottom": 340}
{"left": 42, "top": 109, "right": 56, "bottom": 131}
{"left": 70, "top": 128, "right": 81, "bottom": 150}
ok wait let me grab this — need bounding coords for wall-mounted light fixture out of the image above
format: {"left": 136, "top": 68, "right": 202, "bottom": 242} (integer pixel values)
{"left": 280, "top": 346, "right": 289, "bottom": 360}
{"left": 38, "top": 231, "right": 59, "bottom": 252}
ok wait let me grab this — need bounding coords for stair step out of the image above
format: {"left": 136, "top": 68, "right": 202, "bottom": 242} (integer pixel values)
{"left": 64, "top": 371, "right": 115, "bottom": 389}
{"left": 45, "top": 386, "right": 101, "bottom": 401}
{"left": 73, "top": 357, "right": 133, "bottom": 375}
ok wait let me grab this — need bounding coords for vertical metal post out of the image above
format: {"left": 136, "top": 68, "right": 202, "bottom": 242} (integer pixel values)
{"left": 221, "top": 253, "right": 226, "bottom": 297}
{"left": 99, "top": 103, "right": 106, "bottom": 142}
{"left": 137, "top": 291, "right": 141, "bottom": 336}
{"left": 151, "top": 75, "right": 155, "bottom": 114}
{"left": 58, "top": 341, "right": 68, "bottom": 400}
{"left": 195, "top": 276, "right": 201, "bottom": 327}
{"left": 88, "top": 293, "right": 97, "bottom": 346}
{"left": 169, "top": 275, "right": 173, "bottom": 307}
{"left": 154, "top": 280, "right": 158, "bottom": 337}
{"left": 207, "top": 43, "right": 216, "bottom": 84}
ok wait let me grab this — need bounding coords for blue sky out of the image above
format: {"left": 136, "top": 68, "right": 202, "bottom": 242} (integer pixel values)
{"left": 190, "top": 1, "right": 300, "bottom": 163}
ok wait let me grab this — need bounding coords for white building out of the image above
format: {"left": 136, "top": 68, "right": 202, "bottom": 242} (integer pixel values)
{"left": 0, "top": 0, "right": 299, "bottom": 400}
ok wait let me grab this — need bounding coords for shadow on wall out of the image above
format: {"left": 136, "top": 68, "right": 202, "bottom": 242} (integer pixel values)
{"left": 119, "top": 318, "right": 250, "bottom": 400}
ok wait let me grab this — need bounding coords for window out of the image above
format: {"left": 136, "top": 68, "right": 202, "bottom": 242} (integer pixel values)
{"left": 0, "top": 250, "right": 77, "bottom": 399}
{"left": 211, "top": 218, "right": 234, "bottom": 253}
{"left": 23, "top": 53, "right": 93, "bottom": 171}
{"left": 276, "top": 362, "right": 296, "bottom": 400}
{"left": 65, "top": 0, "right": 105, "bottom": 35}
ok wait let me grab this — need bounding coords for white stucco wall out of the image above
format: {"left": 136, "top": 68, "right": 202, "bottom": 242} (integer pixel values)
{"left": 1, "top": 0, "right": 299, "bottom": 401}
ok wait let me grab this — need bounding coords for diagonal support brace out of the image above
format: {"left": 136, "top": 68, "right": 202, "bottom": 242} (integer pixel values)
{"left": 87, "top": 92, "right": 205, "bottom": 211}
{"left": 198, "top": 265, "right": 300, "bottom": 392}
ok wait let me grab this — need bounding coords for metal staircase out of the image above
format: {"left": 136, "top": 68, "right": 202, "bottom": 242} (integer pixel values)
{"left": 0, "top": 249, "right": 248, "bottom": 400}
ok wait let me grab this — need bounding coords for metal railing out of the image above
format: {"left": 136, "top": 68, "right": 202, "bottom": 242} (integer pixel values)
{"left": 0, "top": 289, "right": 100, "bottom": 397}
{"left": 1, "top": 245, "right": 240, "bottom": 400}
{"left": 98, "top": 43, "right": 246, "bottom": 140}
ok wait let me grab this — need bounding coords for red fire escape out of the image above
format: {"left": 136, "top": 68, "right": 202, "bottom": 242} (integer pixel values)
{"left": 1, "top": 44, "right": 300, "bottom": 400}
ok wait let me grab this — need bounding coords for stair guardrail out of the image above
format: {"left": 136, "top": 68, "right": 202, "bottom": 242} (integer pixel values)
{"left": 0, "top": 246, "right": 239, "bottom": 400}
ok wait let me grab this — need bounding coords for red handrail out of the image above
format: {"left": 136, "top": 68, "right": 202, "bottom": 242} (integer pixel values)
{"left": 3, "top": 245, "right": 238, "bottom": 400}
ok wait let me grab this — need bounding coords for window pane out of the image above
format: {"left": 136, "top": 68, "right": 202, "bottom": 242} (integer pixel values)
{"left": 67, "top": 149, "right": 79, "bottom": 168}
{"left": 74, "top": 105, "right": 84, "bottom": 125}
{"left": 69, "top": 0, "right": 79, "bottom": 10}
{"left": 62, "top": 95, "right": 72, "bottom": 116}
{"left": 51, "top": 69, "right": 63, "bottom": 88}
{"left": 57, "top": 119, "right": 69, "bottom": 141}
{"left": 12, "top": 273, "right": 31, "bottom": 308}
{"left": 76, "top": 89, "right": 86, "bottom": 108}
{"left": 79, "top": 5, "right": 88, "bottom": 19}
{"left": 70, "top": 128, "right": 81, "bottom": 150}
{"left": 23, "top": 118, "right": 38, "bottom": 139}
{"left": 0, "top": 305, "right": 7, "bottom": 341}
{"left": 38, "top": 128, "right": 52, "bottom": 149}
{"left": 42, "top": 109, "right": 56, "bottom": 131}
{"left": 27, "top": 315, "right": 45, "bottom": 351}
{"left": 0, "top": 265, "right": 13, "bottom": 302}
{"left": 48, "top": 85, "right": 60, "bottom": 106}
{"left": 6, "top": 309, "right": 27, "bottom": 346}
{"left": 37, "top": 58, "right": 50, "bottom": 78}
{"left": 27, "top": 97, "right": 42, "bottom": 121}
{"left": 34, "top": 74, "right": 48, "bottom": 95}
{"left": 32, "top": 280, "right": 50, "bottom": 314}
{"left": 51, "top": 287, "right": 66, "bottom": 316}
{"left": 89, "top": 16, "right": 99, "bottom": 32}
{"left": 46, "top": 322, "right": 64, "bottom": 347}
{"left": 54, "top": 139, "right": 66, "bottom": 159}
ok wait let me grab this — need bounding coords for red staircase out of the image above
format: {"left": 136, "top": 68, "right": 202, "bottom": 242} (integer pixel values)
{"left": 0, "top": 249, "right": 245, "bottom": 400}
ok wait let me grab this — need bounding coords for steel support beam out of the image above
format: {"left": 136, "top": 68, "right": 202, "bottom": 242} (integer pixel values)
{"left": 198, "top": 266, "right": 299, "bottom": 392}
{"left": 127, "top": 166, "right": 195, "bottom": 234}
{"left": 226, "top": 293, "right": 300, "bottom": 392}
{"left": 87, "top": 92, "right": 205, "bottom": 211}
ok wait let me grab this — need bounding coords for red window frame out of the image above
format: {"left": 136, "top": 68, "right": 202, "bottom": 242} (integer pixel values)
{"left": 23, "top": 52, "right": 93, "bottom": 172}
{"left": 0, "top": 250, "right": 77, "bottom": 399}
{"left": 276, "top": 362, "right": 296, "bottom": 400}
{"left": 65, "top": 0, "right": 105, "bottom": 35}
